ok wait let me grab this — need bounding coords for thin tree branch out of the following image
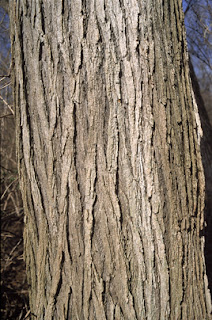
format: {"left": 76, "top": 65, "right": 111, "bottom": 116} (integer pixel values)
{"left": 184, "top": 0, "right": 195, "bottom": 16}
{"left": 0, "top": 94, "right": 14, "bottom": 114}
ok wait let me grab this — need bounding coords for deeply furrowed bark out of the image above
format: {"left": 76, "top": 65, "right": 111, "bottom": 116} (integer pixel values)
{"left": 10, "top": 0, "right": 211, "bottom": 319}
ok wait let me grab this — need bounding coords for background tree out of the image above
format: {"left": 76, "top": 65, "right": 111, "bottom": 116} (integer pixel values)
{"left": 183, "top": 0, "right": 212, "bottom": 123}
{"left": 8, "top": 1, "right": 212, "bottom": 319}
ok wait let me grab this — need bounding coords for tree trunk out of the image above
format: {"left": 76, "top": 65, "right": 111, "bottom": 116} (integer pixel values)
{"left": 189, "top": 59, "right": 212, "bottom": 297}
{"left": 10, "top": 0, "right": 211, "bottom": 319}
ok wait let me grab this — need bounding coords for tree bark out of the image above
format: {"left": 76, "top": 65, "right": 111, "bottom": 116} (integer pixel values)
{"left": 10, "top": 0, "right": 211, "bottom": 319}
{"left": 189, "top": 59, "right": 212, "bottom": 296}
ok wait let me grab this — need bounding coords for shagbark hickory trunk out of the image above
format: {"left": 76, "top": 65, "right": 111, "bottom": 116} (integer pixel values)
{"left": 10, "top": 0, "right": 211, "bottom": 319}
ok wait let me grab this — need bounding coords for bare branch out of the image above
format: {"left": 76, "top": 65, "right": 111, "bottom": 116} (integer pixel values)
{"left": 0, "top": 0, "right": 9, "bottom": 14}
{"left": 184, "top": 0, "right": 195, "bottom": 16}
{"left": 0, "top": 93, "right": 14, "bottom": 114}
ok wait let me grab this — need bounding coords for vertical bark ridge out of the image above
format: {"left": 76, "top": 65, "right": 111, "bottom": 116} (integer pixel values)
{"left": 10, "top": 0, "right": 211, "bottom": 319}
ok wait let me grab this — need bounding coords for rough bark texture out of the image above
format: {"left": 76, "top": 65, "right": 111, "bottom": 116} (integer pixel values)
{"left": 10, "top": 0, "right": 211, "bottom": 319}
{"left": 189, "top": 60, "right": 212, "bottom": 296}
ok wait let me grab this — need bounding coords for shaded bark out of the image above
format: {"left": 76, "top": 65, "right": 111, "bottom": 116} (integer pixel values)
{"left": 189, "top": 59, "right": 212, "bottom": 296}
{"left": 10, "top": 0, "right": 211, "bottom": 319}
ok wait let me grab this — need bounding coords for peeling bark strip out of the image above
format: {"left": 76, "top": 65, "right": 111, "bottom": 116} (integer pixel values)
{"left": 10, "top": 0, "right": 211, "bottom": 319}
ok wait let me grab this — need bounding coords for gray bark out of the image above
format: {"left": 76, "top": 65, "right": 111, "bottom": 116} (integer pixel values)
{"left": 10, "top": 0, "right": 211, "bottom": 319}
{"left": 189, "top": 59, "right": 212, "bottom": 296}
